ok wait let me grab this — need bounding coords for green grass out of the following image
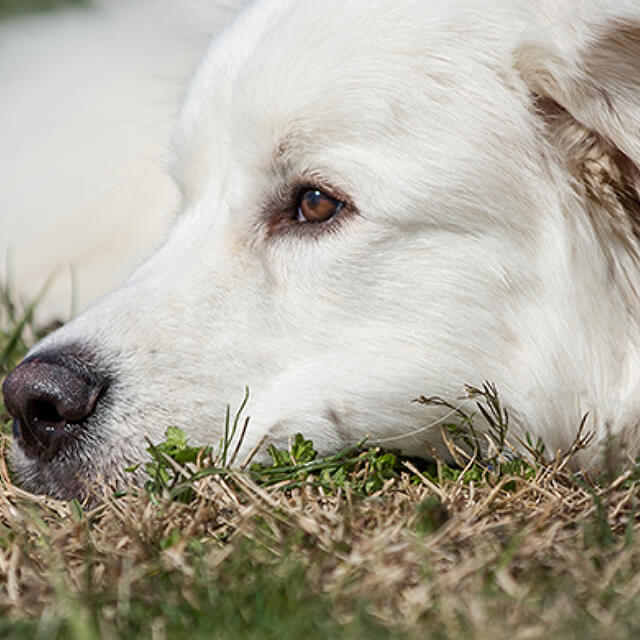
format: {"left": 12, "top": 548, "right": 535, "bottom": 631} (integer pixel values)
{"left": 0, "top": 0, "right": 89, "bottom": 19}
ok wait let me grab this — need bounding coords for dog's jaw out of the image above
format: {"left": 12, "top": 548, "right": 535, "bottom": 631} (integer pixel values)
{"left": 8, "top": 431, "right": 145, "bottom": 502}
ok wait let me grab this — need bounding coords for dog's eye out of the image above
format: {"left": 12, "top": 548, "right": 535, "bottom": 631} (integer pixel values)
{"left": 296, "top": 189, "right": 343, "bottom": 223}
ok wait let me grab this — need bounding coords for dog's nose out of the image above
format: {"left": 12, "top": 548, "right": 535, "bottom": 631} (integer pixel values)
{"left": 2, "top": 355, "right": 105, "bottom": 461}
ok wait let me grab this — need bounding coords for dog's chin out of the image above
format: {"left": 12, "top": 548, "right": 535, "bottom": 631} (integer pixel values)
{"left": 8, "top": 437, "right": 144, "bottom": 503}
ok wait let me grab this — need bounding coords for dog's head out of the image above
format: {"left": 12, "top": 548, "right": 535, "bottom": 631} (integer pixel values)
{"left": 4, "top": 0, "right": 640, "bottom": 499}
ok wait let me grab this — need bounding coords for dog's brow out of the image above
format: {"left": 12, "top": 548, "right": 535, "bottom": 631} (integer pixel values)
{"left": 273, "top": 137, "right": 293, "bottom": 164}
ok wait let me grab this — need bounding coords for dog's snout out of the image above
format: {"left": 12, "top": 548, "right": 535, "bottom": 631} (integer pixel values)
{"left": 2, "top": 352, "right": 106, "bottom": 461}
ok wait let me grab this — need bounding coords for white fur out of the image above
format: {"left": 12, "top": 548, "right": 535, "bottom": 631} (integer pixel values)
{"left": 6, "top": 0, "right": 640, "bottom": 497}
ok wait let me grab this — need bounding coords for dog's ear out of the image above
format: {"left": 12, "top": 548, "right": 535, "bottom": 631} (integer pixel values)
{"left": 516, "top": 2, "right": 640, "bottom": 239}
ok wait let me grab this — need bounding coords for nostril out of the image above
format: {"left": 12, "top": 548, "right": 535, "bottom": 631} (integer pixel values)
{"left": 26, "top": 398, "right": 65, "bottom": 428}
{"left": 2, "top": 352, "right": 107, "bottom": 461}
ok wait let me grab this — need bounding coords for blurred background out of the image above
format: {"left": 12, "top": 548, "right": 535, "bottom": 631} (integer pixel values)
{"left": 0, "top": 0, "right": 230, "bottom": 323}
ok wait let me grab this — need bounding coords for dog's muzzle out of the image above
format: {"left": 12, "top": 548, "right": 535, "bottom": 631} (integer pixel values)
{"left": 2, "top": 347, "right": 107, "bottom": 461}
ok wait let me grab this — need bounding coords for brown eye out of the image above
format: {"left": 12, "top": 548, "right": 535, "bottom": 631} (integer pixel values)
{"left": 296, "top": 189, "right": 344, "bottom": 223}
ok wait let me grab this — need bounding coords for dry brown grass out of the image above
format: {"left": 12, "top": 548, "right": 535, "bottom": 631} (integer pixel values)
{"left": 0, "top": 423, "right": 639, "bottom": 639}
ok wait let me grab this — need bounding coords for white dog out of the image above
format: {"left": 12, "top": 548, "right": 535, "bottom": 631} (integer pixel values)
{"left": 3, "top": 0, "right": 640, "bottom": 499}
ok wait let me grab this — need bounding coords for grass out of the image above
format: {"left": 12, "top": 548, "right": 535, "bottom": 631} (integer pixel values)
{"left": 0, "top": 0, "right": 89, "bottom": 19}
{"left": 1, "top": 285, "right": 640, "bottom": 639}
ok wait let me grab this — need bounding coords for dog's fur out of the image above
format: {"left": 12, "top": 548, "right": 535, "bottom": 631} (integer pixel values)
{"left": 4, "top": 0, "right": 640, "bottom": 499}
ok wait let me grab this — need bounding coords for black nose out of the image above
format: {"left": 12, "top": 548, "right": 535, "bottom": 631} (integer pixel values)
{"left": 2, "top": 351, "right": 106, "bottom": 461}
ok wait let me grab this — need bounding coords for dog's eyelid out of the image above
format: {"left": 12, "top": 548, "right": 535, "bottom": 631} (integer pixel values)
{"left": 264, "top": 181, "right": 355, "bottom": 238}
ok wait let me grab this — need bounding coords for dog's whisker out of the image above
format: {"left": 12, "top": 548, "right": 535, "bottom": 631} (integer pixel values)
{"left": 367, "top": 402, "right": 470, "bottom": 446}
